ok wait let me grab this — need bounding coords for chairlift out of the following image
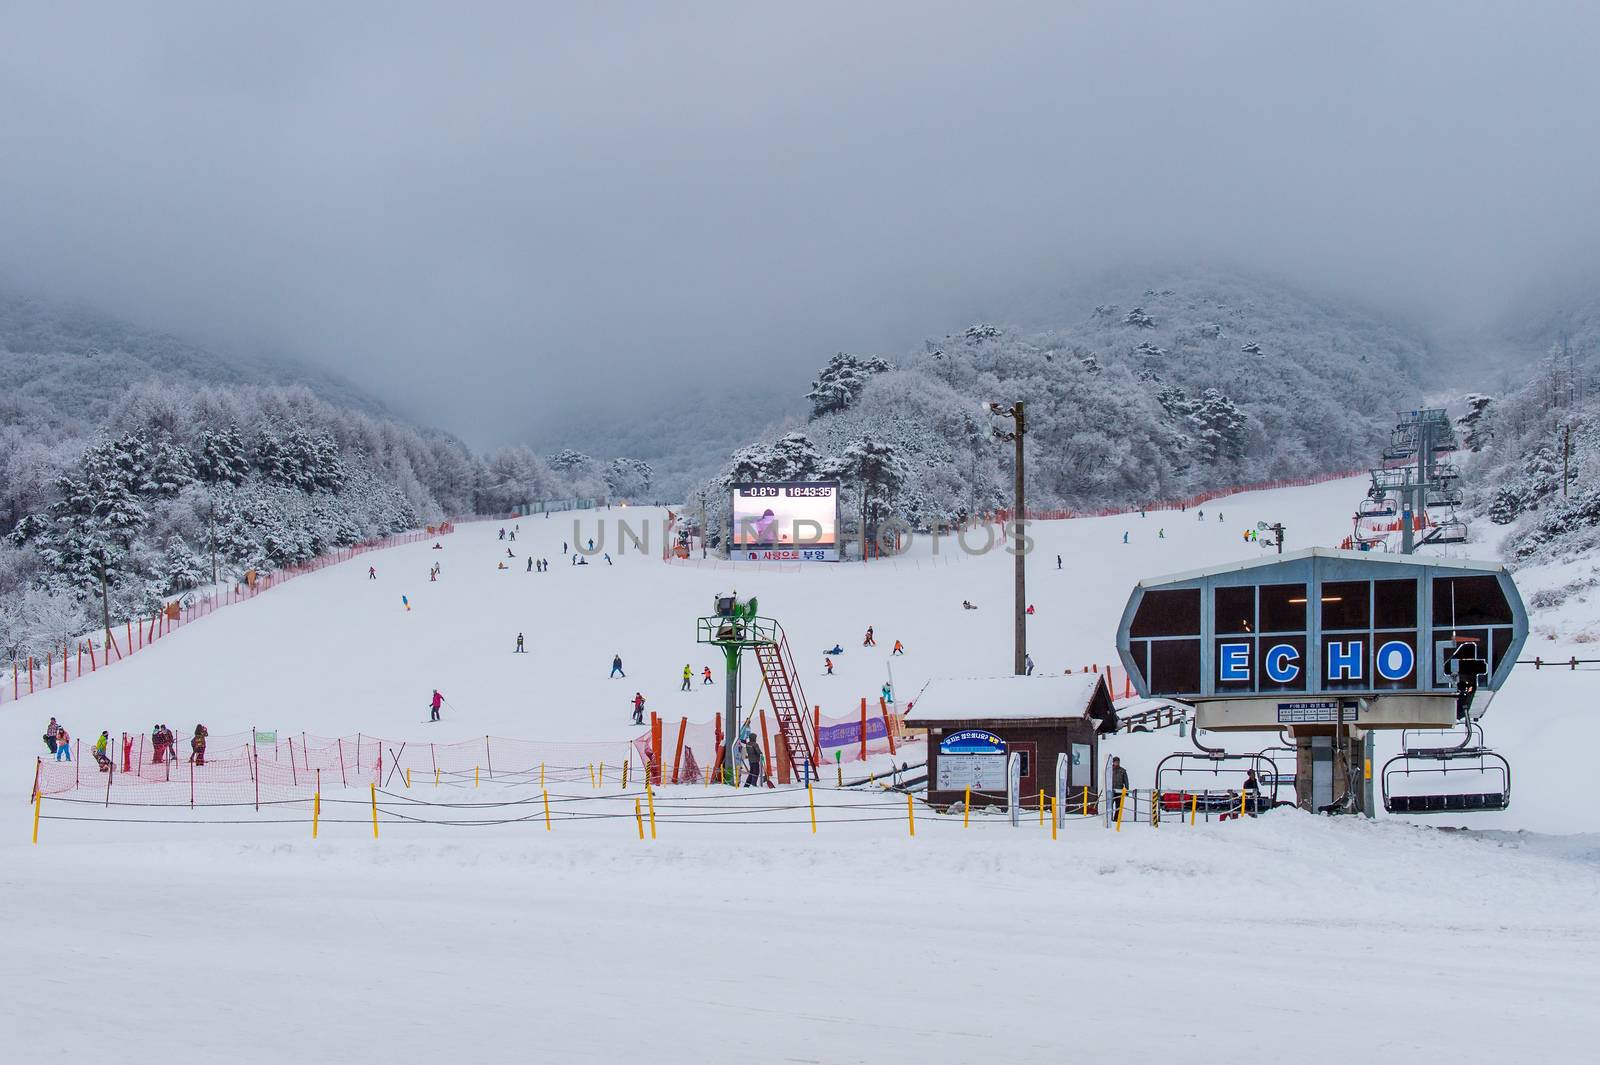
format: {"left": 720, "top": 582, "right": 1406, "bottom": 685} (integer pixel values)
{"left": 1154, "top": 730, "right": 1284, "bottom": 817}
{"left": 1358, "top": 497, "right": 1396, "bottom": 519}
{"left": 1423, "top": 517, "right": 1468, "bottom": 545}
{"left": 1381, "top": 721, "right": 1510, "bottom": 814}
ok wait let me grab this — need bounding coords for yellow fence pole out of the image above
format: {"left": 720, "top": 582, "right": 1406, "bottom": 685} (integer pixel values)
{"left": 1114, "top": 787, "right": 1127, "bottom": 832}
{"left": 543, "top": 789, "right": 551, "bottom": 831}
{"left": 590, "top": 763, "right": 596, "bottom": 788}
{"left": 963, "top": 785, "right": 971, "bottom": 828}
{"left": 1038, "top": 789, "right": 1045, "bottom": 826}
{"left": 370, "top": 783, "right": 379, "bottom": 839}
{"left": 1051, "top": 795, "right": 1058, "bottom": 841}
{"left": 32, "top": 790, "right": 41, "bottom": 845}
{"left": 313, "top": 790, "right": 320, "bottom": 840}
{"left": 1238, "top": 786, "right": 1248, "bottom": 819}
{"left": 906, "top": 792, "right": 916, "bottom": 838}
{"left": 646, "top": 781, "right": 657, "bottom": 840}
{"left": 807, "top": 784, "right": 817, "bottom": 834}
{"left": 540, "top": 762, "right": 545, "bottom": 788}
{"left": 599, "top": 761, "right": 605, "bottom": 788}
{"left": 434, "top": 768, "right": 440, "bottom": 787}
{"left": 475, "top": 766, "right": 479, "bottom": 788}
{"left": 1081, "top": 785, "right": 1088, "bottom": 816}
{"left": 405, "top": 768, "right": 410, "bottom": 789}
{"left": 635, "top": 798, "right": 644, "bottom": 839}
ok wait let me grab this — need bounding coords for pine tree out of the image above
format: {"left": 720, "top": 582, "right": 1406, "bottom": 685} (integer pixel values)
{"left": 807, "top": 354, "right": 891, "bottom": 419}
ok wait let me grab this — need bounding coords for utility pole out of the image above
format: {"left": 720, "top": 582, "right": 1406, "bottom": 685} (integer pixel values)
{"left": 988, "top": 402, "right": 1027, "bottom": 675}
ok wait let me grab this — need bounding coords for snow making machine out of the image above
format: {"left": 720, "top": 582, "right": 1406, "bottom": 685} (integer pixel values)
{"left": 1115, "top": 549, "right": 1526, "bottom": 817}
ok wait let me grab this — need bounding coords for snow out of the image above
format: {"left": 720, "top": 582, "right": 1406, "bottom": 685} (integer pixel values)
{"left": 5, "top": 476, "right": 1599, "bottom": 1063}
{"left": 905, "top": 672, "right": 1105, "bottom": 722}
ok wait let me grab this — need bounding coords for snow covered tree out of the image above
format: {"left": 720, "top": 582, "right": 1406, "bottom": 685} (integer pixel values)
{"left": 806, "top": 353, "right": 891, "bottom": 419}
{"left": 828, "top": 436, "right": 911, "bottom": 557}
{"left": 1456, "top": 394, "right": 1495, "bottom": 452}
{"left": 1188, "top": 388, "right": 1249, "bottom": 463}
{"left": 162, "top": 536, "right": 206, "bottom": 593}
{"left": 1123, "top": 307, "right": 1156, "bottom": 329}
{"left": 194, "top": 423, "right": 250, "bottom": 485}
{"left": 605, "top": 457, "right": 654, "bottom": 499}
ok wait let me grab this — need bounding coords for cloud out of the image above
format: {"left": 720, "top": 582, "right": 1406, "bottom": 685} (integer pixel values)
{"left": 3, "top": 1, "right": 1598, "bottom": 445}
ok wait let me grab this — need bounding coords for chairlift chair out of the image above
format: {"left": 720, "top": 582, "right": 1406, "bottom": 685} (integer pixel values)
{"left": 1381, "top": 721, "right": 1510, "bottom": 814}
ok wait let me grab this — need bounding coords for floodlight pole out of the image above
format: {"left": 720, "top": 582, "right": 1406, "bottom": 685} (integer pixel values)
{"left": 989, "top": 402, "right": 1027, "bottom": 676}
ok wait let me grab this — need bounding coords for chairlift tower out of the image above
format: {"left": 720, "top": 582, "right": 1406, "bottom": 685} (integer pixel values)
{"left": 1371, "top": 409, "right": 1462, "bottom": 554}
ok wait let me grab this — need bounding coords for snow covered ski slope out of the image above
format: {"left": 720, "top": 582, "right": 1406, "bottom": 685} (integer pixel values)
{"left": 5, "top": 475, "right": 1598, "bottom": 1065}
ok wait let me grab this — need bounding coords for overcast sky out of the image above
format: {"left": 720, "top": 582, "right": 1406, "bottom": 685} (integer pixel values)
{"left": 3, "top": 1, "right": 1598, "bottom": 445}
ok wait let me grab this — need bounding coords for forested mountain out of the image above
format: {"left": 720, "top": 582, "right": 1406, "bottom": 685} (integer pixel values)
{"left": 694, "top": 273, "right": 1433, "bottom": 550}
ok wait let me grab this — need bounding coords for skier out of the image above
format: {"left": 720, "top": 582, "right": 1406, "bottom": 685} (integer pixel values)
{"left": 631, "top": 692, "right": 646, "bottom": 726}
{"left": 1026, "top": 604, "right": 1036, "bottom": 615}
{"left": 190, "top": 724, "right": 208, "bottom": 766}
{"left": 368, "top": 566, "right": 376, "bottom": 580}
{"left": 881, "top": 682, "right": 893, "bottom": 706}
{"left": 824, "top": 657, "right": 834, "bottom": 675}
{"left": 611, "top": 654, "right": 625, "bottom": 678}
{"left": 1218, "top": 513, "right": 1224, "bottom": 523}
{"left": 571, "top": 554, "right": 578, "bottom": 566}
{"left": 563, "top": 541, "right": 568, "bottom": 554}
{"left": 402, "top": 594, "right": 411, "bottom": 611}
{"left": 1057, "top": 554, "right": 1062, "bottom": 569}
{"left": 1025, "top": 653, "right": 1035, "bottom": 675}
{"left": 702, "top": 666, "right": 714, "bottom": 685}
{"left": 499, "top": 528, "right": 505, "bottom": 540}
{"left": 429, "top": 690, "right": 444, "bottom": 722}
{"left": 681, "top": 664, "right": 692, "bottom": 691}
{"left": 604, "top": 553, "right": 612, "bottom": 565}
{"left": 42, "top": 717, "right": 60, "bottom": 755}
{"left": 1122, "top": 531, "right": 1128, "bottom": 544}
{"left": 587, "top": 538, "right": 595, "bottom": 552}
{"left": 892, "top": 640, "right": 904, "bottom": 656}
{"left": 506, "top": 547, "right": 514, "bottom": 558}
{"left": 55, "top": 725, "right": 71, "bottom": 761}
{"left": 509, "top": 530, "right": 516, "bottom": 541}
{"left": 1198, "top": 509, "right": 1204, "bottom": 521}
{"left": 93, "top": 731, "right": 111, "bottom": 772}
{"left": 515, "top": 632, "right": 526, "bottom": 654}
{"left": 863, "top": 626, "right": 876, "bottom": 647}
{"left": 430, "top": 568, "right": 437, "bottom": 582}
{"left": 527, "top": 557, "right": 533, "bottom": 572}
{"left": 1159, "top": 528, "right": 1165, "bottom": 539}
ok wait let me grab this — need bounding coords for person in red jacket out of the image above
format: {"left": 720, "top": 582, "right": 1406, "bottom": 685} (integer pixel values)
{"left": 632, "top": 692, "right": 646, "bottom": 725}
{"left": 429, "top": 690, "right": 444, "bottom": 722}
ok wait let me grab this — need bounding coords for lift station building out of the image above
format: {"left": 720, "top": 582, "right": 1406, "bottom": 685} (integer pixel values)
{"left": 1114, "top": 549, "right": 1527, "bottom": 815}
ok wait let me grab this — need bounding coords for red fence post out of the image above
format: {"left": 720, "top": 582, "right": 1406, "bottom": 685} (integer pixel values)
{"left": 858, "top": 698, "right": 868, "bottom": 762}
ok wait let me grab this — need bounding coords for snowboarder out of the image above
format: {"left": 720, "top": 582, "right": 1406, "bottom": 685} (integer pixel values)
{"left": 881, "top": 682, "right": 893, "bottom": 705}
{"left": 515, "top": 633, "right": 526, "bottom": 653}
{"left": 1026, "top": 604, "right": 1036, "bottom": 615}
{"left": 825, "top": 644, "right": 844, "bottom": 656}
{"left": 571, "top": 554, "right": 578, "bottom": 566}
{"left": 429, "top": 690, "right": 444, "bottom": 722}
{"left": 190, "top": 724, "right": 208, "bottom": 766}
{"left": 1025, "top": 653, "right": 1035, "bottom": 675}
{"left": 55, "top": 726, "right": 71, "bottom": 761}
{"left": 892, "top": 640, "right": 904, "bottom": 656}
{"left": 506, "top": 547, "right": 514, "bottom": 558}
{"left": 824, "top": 657, "right": 834, "bottom": 675}
{"left": 499, "top": 528, "right": 505, "bottom": 540}
{"left": 611, "top": 654, "right": 625, "bottom": 678}
{"left": 497, "top": 561, "right": 508, "bottom": 570}
{"left": 368, "top": 566, "right": 376, "bottom": 580}
{"left": 863, "top": 626, "right": 875, "bottom": 647}
{"left": 962, "top": 600, "right": 977, "bottom": 610}
{"left": 42, "top": 717, "right": 60, "bottom": 755}
{"left": 604, "top": 553, "right": 612, "bottom": 565}
{"left": 702, "top": 666, "right": 714, "bottom": 685}
{"left": 681, "top": 664, "right": 692, "bottom": 691}
{"left": 632, "top": 692, "right": 646, "bottom": 725}
{"left": 93, "top": 731, "right": 111, "bottom": 772}
{"left": 1122, "top": 531, "right": 1128, "bottom": 544}
{"left": 1158, "top": 528, "right": 1165, "bottom": 539}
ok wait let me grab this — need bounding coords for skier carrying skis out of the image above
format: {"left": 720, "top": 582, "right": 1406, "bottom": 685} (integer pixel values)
{"left": 429, "top": 690, "right": 444, "bottom": 722}
{"left": 611, "top": 654, "right": 625, "bottom": 678}
{"left": 632, "top": 692, "right": 646, "bottom": 725}
{"left": 681, "top": 664, "right": 692, "bottom": 691}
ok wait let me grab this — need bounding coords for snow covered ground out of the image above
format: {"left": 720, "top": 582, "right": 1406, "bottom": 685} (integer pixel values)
{"left": 5, "top": 476, "right": 1598, "bottom": 1063}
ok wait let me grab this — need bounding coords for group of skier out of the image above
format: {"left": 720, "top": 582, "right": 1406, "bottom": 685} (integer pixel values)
{"left": 43, "top": 719, "right": 206, "bottom": 770}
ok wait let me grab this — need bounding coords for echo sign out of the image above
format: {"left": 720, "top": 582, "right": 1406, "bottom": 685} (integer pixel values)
{"left": 1218, "top": 639, "right": 1415, "bottom": 685}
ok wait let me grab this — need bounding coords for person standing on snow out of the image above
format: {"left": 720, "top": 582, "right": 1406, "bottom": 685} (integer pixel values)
{"left": 43, "top": 717, "right": 60, "bottom": 755}
{"left": 611, "top": 654, "right": 625, "bottom": 678}
{"left": 881, "top": 682, "right": 893, "bottom": 706}
{"left": 1122, "top": 531, "right": 1128, "bottom": 544}
{"left": 94, "top": 731, "right": 111, "bottom": 772}
{"left": 190, "top": 724, "right": 208, "bottom": 766}
{"left": 429, "top": 690, "right": 444, "bottom": 722}
{"left": 632, "top": 692, "right": 646, "bottom": 725}
{"left": 863, "top": 626, "right": 875, "bottom": 647}
{"left": 702, "top": 666, "right": 714, "bottom": 685}
{"left": 744, "top": 735, "right": 763, "bottom": 787}
{"left": 498, "top": 528, "right": 505, "bottom": 540}
{"left": 55, "top": 725, "right": 71, "bottom": 761}
{"left": 1109, "top": 756, "right": 1130, "bottom": 797}
{"left": 1025, "top": 653, "right": 1035, "bottom": 675}
{"left": 527, "top": 557, "right": 533, "bottom": 572}
{"left": 515, "top": 633, "right": 526, "bottom": 654}
{"left": 892, "top": 640, "right": 904, "bottom": 656}
{"left": 681, "top": 664, "right": 692, "bottom": 691}
{"left": 824, "top": 657, "right": 834, "bottom": 675}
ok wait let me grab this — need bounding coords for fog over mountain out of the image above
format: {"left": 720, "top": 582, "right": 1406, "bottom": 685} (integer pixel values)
{"left": 4, "top": 2, "right": 1600, "bottom": 449}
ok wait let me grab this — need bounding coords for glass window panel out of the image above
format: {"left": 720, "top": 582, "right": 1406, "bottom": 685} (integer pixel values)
{"left": 1320, "top": 634, "right": 1369, "bottom": 690}
{"left": 1214, "top": 637, "right": 1256, "bottom": 691}
{"left": 1373, "top": 579, "right": 1418, "bottom": 628}
{"left": 1433, "top": 576, "right": 1513, "bottom": 627}
{"left": 1214, "top": 586, "right": 1255, "bottom": 634}
{"left": 1130, "top": 589, "right": 1201, "bottom": 637}
{"left": 1321, "top": 580, "right": 1371, "bottom": 631}
{"left": 1259, "top": 583, "right": 1307, "bottom": 633}
{"left": 1148, "top": 639, "right": 1202, "bottom": 695}
{"left": 1372, "top": 630, "right": 1418, "bottom": 690}
{"left": 1256, "top": 635, "right": 1307, "bottom": 693}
